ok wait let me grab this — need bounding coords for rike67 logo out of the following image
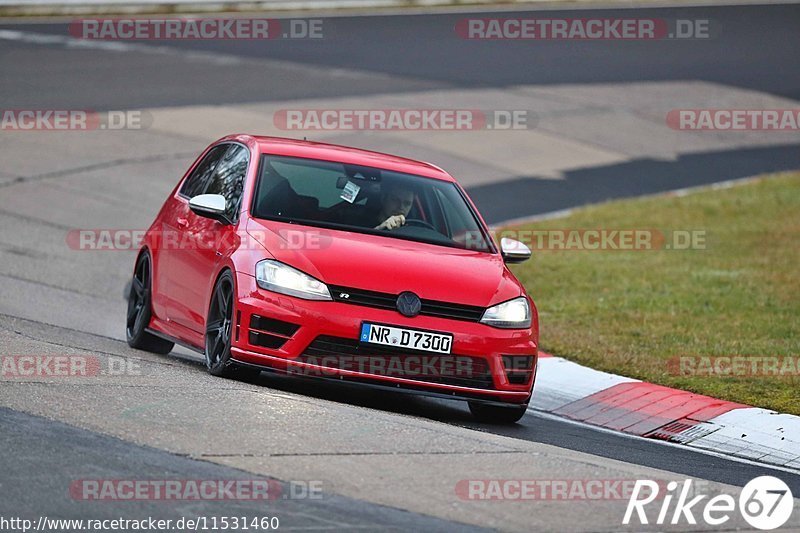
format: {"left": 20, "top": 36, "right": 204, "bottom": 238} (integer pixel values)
{"left": 624, "top": 476, "right": 794, "bottom": 530}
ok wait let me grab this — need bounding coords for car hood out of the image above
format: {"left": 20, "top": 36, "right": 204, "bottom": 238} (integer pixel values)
{"left": 246, "top": 218, "right": 522, "bottom": 307}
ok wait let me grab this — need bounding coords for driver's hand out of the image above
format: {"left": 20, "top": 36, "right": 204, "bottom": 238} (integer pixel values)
{"left": 375, "top": 214, "right": 405, "bottom": 230}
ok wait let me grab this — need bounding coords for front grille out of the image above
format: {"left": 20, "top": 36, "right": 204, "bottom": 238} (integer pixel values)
{"left": 328, "top": 285, "right": 485, "bottom": 322}
{"left": 421, "top": 300, "right": 484, "bottom": 321}
{"left": 330, "top": 286, "right": 395, "bottom": 311}
{"left": 297, "top": 335, "right": 495, "bottom": 390}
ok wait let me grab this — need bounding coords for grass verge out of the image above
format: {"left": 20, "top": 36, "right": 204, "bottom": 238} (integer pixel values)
{"left": 510, "top": 172, "right": 800, "bottom": 415}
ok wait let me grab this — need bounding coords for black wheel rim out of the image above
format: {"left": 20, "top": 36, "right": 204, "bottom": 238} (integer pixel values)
{"left": 126, "top": 254, "right": 149, "bottom": 338}
{"left": 206, "top": 277, "right": 233, "bottom": 369}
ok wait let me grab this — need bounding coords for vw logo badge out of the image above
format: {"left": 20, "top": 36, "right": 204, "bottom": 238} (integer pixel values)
{"left": 396, "top": 291, "right": 422, "bottom": 317}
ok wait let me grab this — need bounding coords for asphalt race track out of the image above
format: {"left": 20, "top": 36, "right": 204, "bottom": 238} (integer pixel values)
{"left": 1, "top": 3, "right": 799, "bottom": 531}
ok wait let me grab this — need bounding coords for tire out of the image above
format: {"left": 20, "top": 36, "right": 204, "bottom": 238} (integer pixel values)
{"left": 468, "top": 401, "right": 529, "bottom": 424}
{"left": 205, "top": 271, "right": 261, "bottom": 381}
{"left": 126, "top": 251, "right": 174, "bottom": 355}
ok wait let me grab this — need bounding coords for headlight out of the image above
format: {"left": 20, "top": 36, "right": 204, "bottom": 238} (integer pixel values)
{"left": 255, "top": 260, "right": 331, "bottom": 301}
{"left": 480, "top": 297, "right": 531, "bottom": 329}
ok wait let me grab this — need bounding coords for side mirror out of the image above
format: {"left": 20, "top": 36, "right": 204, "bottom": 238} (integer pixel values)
{"left": 189, "top": 194, "right": 230, "bottom": 224}
{"left": 500, "top": 237, "right": 532, "bottom": 263}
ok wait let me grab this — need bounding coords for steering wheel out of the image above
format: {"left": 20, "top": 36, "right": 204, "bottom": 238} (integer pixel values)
{"left": 403, "top": 218, "right": 437, "bottom": 231}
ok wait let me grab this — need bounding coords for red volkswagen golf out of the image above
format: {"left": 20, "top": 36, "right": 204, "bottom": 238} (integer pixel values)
{"left": 127, "top": 135, "right": 538, "bottom": 423}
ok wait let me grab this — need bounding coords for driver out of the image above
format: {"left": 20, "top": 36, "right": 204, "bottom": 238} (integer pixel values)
{"left": 374, "top": 183, "right": 415, "bottom": 230}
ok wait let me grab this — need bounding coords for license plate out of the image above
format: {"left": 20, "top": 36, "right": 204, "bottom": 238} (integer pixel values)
{"left": 360, "top": 323, "right": 453, "bottom": 354}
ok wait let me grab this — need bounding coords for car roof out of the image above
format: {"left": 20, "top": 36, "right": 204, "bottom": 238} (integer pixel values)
{"left": 220, "top": 134, "right": 455, "bottom": 182}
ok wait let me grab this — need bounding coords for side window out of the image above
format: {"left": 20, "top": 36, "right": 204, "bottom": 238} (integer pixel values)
{"left": 180, "top": 145, "right": 228, "bottom": 198}
{"left": 205, "top": 144, "right": 249, "bottom": 221}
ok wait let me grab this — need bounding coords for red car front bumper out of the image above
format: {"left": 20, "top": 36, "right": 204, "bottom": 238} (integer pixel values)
{"left": 229, "top": 272, "right": 537, "bottom": 405}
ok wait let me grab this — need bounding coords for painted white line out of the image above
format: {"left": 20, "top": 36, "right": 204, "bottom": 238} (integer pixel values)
{"left": 0, "top": 28, "right": 243, "bottom": 64}
{"left": 492, "top": 174, "right": 770, "bottom": 228}
{"left": 490, "top": 207, "right": 574, "bottom": 229}
{"left": 299, "top": 0, "right": 800, "bottom": 16}
{"left": 530, "top": 409, "right": 800, "bottom": 477}
{"left": 0, "top": 29, "right": 401, "bottom": 81}
{"left": 301, "top": 0, "right": 800, "bottom": 17}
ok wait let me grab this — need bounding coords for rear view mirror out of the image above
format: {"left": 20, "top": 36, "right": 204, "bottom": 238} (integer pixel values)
{"left": 500, "top": 237, "right": 532, "bottom": 263}
{"left": 189, "top": 194, "right": 230, "bottom": 224}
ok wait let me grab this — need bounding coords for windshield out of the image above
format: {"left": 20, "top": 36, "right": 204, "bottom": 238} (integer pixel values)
{"left": 251, "top": 155, "right": 494, "bottom": 253}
